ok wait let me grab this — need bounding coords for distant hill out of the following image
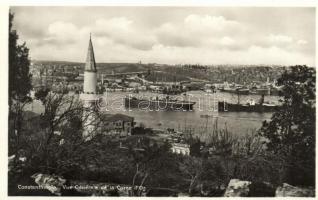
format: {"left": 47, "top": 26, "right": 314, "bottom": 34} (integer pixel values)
{"left": 96, "top": 63, "right": 150, "bottom": 74}
{"left": 32, "top": 60, "right": 83, "bottom": 65}
{"left": 145, "top": 71, "right": 190, "bottom": 82}
{"left": 31, "top": 60, "right": 286, "bottom": 84}
{"left": 32, "top": 60, "right": 150, "bottom": 74}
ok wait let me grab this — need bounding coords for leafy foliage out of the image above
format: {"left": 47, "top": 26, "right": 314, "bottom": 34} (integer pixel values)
{"left": 9, "top": 11, "right": 32, "bottom": 106}
{"left": 9, "top": 11, "right": 33, "bottom": 155}
{"left": 259, "top": 65, "right": 315, "bottom": 186}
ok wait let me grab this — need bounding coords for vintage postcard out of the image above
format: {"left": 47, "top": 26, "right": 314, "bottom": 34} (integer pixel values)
{"left": 2, "top": 1, "right": 317, "bottom": 198}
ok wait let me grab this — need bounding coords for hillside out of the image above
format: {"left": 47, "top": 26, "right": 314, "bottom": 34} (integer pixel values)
{"left": 31, "top": 60, "right": 287, "bottom": 84}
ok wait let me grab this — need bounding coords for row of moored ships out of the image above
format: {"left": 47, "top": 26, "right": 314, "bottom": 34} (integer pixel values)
{"left": 124, "top": 95, "right": 279, "bottom": 113}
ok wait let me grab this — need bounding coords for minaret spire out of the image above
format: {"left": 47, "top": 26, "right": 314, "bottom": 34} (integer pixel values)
{"left": 85, "top": 34, "right": 97, "bottom": 72}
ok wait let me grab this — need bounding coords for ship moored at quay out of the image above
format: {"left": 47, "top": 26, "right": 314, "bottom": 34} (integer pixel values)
{"left": 124, "top": 96, "right": 196, "bottom": 111}
{"left": 218, "top": 101, "right": 279, "bottom": 112}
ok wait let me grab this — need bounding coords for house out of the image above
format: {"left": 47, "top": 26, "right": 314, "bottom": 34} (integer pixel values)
{"left": 101, "top": 114, "right": 135, "bottom": 137}
{"left": 171, "top": 143, "right": 190, "bottom": 155}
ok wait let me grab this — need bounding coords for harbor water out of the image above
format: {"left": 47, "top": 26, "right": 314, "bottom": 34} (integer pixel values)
{"left": 26, "top": 90, "right": 281, "bottom": 136}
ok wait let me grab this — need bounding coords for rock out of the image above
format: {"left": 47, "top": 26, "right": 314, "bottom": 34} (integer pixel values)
{"left": 19, "top": 156, "right": 27, "bottom": 162}
{"left": 31, "top": 173, "right": 66, "bottom": 196}
{"left": 9, "top": 154, "right": 27, "bottom": 173}
{"left": 9, "top": 154, "right": 16, "bottom": 161}
{"left": 275, "top": 183, "right": 315, "bottom": 197}
{"left": 59, "top": 138, "right": 65, "bottom": 145}
{"left": 8, "top": 155, "right": 16, "bottom": 172}
{"left": 177, "top": 192, "right": 189, "bottom": 197}
{"left": 224, "top": 179, "right": 251, "bottom": 197}
{"left": 248, "top": 181, "right": 275, "bottom": 197}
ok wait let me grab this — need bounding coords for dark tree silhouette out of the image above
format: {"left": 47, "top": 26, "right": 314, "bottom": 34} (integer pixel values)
{"left": 9, "top": 11, "right": 32, "bottom": 107}
{"left": 259, "top": 65, "right": 315, "bottom": 186}
{"left": 9, "top": 11, "right": 32, "bottom": 154}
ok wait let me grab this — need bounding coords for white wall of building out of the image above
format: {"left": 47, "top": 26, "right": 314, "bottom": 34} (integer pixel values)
{"left": 171, "top": 144, "right": 190, "bottom": 155}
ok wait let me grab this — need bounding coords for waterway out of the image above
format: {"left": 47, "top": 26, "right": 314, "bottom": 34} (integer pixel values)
{"left": 26, "top": 90, "right": 281, "bottom": 137}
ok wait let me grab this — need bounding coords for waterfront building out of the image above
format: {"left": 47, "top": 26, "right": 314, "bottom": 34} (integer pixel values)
{"left": 101, "top": 114, "right": 135, "bottom": 137}
{"left": 171, "top": 143, "right": 190, "bottom": 155}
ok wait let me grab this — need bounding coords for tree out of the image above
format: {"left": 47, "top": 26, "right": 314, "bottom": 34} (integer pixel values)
{"left": 126, "top": 137, "right": 172, "bottom": 196}
{"left": 259, "top": 65, "right": 315, "bottom": 186}
{"left": 33, "top": 87, "right": 102, "bottom": 173}
{"left": 179, "top": 156, "right": 203, "bottom": 195}
{"left": 9, "top": 11, "right": 33, "bottom": 154}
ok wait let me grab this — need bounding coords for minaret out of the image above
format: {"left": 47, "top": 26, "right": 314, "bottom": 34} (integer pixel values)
{"left": 80, "top": 35, "right": 99, "bottom": 140}
{"left": 84, "top": 34, "right": 97, "bottom": 94}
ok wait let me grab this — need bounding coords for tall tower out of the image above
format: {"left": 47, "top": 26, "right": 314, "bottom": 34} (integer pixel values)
{"left": 80, "top": 35, "right": 99, "bottom": 140}
{"left": 84, "top": 34, "right": 97, "bottom": 94}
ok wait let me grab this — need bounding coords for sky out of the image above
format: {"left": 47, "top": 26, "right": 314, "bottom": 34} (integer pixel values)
{"left": 11, "top": 7, "right": 315, "bottom": 66}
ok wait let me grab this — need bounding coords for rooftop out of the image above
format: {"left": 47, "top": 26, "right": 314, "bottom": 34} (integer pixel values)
{"left": 102, "top": 113, "right": 134, "bottom": 122}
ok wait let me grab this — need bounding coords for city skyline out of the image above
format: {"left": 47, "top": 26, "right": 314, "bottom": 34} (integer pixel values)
{"left": 11, "top": 7, "right": 315, "bottom": 66}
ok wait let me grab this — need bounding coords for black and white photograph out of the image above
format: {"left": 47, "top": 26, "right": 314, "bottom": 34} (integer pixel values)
{"left": 5, "top": 3, "right": 316, "bottom": 197}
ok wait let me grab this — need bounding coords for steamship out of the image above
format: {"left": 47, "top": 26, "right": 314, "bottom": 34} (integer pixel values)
{"left": 124, "top": 96, "right": 196, "bottom": 111}
{"left": 218, "top": 101, "right": 279, "bottom": 112}
{"left": 218, "top": 94, "right": 279, "bottom": 112}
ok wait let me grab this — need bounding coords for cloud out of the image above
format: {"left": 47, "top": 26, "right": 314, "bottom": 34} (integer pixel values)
{"left": 268, "top": 34, "right": 293, "bottom": 44}
{"left": 297, "top": 39, "right": 308, "bottom": 45}
{"left": 155, "top": 14, "right": 244, "bottom": 49}
{"left": 155, "top": 23, "right": 200, "bottom": 47}
{"left": 243, "top": 45, "right": 310, "bottom": 65}
{"left": 11, "top": 7, "right": 315, "bottom": 66}
{"left": 220, "top": 36, "right": 235, "bottom": 46}
{"left": 92, "top": 17, "right": 157, "bottom": 50}
{"left": 184, "top": 14, "right": 240, "bottom": 33}
{"left": 44, "top": 21, "right": 84, "bottom": 45}
{"left": 144, "top": 44, "right": 314, "bottom": 66}
{"left": 32, "top": 17, "right": 157, "bottom": 51}
{"left": 253, "top": 34, "right": 311, "bottom": 53}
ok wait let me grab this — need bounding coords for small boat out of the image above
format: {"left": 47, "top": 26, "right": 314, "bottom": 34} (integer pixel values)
{"left": 204, "top": 88, "right": 216, "bottom": 93}
{"left": 203, "top": 84, "right": 216, "bottom": 93}
{"left": 220, "top": 87, "right": 249, "bottom": 95}
{"left": 250, "top": 88, "right": 270, "bottom": 95}
{"left": 133, "top": 88, "right": 139, "bottom": 93}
